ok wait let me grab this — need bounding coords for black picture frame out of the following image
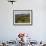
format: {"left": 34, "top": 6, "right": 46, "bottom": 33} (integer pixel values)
{"left": 13, "top": 10, "right": 33, "bottom": 25}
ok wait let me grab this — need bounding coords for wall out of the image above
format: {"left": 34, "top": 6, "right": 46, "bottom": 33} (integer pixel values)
{"left": 0, "top": 0, "right": 46, "bottom": 42}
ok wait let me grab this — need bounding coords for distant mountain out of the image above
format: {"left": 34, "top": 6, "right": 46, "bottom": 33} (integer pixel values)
{"left": 15, "top": 13, "right": 30, "bottom": 16}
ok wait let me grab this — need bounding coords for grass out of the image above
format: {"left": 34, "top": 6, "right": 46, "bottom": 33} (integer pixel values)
{"left": 15, "top": 14, "right": 30, "bottom": 23}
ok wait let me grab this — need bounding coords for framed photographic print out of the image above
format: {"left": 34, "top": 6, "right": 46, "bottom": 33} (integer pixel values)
{"left": 13, "top": 10, "right": 32, "bottom": 25}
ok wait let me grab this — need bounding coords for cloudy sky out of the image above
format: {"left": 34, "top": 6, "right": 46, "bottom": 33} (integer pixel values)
{"left": 14, "top": 10, "right": 31, "bottom": 14}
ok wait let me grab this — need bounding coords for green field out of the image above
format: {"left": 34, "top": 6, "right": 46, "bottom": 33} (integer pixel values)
{"left": 15, "top": 14, "right": 30, "bottom": 23}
